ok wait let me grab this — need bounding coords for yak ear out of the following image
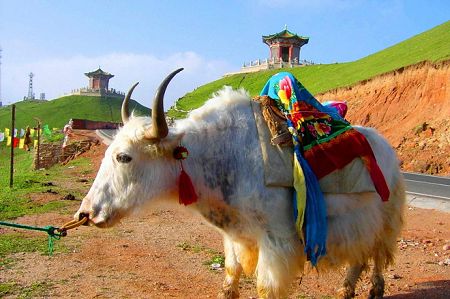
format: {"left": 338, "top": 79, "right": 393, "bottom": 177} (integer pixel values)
{"left": 96, "top": 129, "right": 116, "bottom": 146}
{"left": 158, "top": 132, "right": 185, "bottom": 151}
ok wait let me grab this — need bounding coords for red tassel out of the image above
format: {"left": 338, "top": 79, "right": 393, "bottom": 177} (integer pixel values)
{"left": 178, "top": 168, "right": 198, "bottom": 205}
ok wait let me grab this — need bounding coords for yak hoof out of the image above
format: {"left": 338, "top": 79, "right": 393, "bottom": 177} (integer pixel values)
{"left": 368, "top": 274, "right": 385, "bottom": 299}
{"left": 337, "top": 287, "right": 356, "bottom": 299}
{"left": 368, "top": 290, "right": 384, "bottom": 299}
{"left": 218, "top": 288, "right": 239, "bottom": 299}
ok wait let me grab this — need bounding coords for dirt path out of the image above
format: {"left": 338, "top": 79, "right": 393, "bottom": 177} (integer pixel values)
{"left": 1, "top": 138, "right": 449, "bottom": 298}
{"left": 2, "top": 201, "right": 449, "bottom": 298}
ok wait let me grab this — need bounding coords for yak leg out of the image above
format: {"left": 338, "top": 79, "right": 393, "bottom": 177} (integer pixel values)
{"left": 369, "top": 179, "right": 406, "bottom": 299}
{"left": 256, "top": 236, "right": 304, "bottom": 299}
{"left": 337, "top": 263, "right": 367, "bottom": 299}
{"left": 218, "top": 236, "right": 242, "bottom": 299}
{"left": 369, "top": 251, "right": 385, "bottom": 299}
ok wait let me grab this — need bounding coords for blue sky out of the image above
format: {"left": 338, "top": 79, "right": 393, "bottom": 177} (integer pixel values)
{"left": 0, "top": 0, "right": 449, "bottom": 109}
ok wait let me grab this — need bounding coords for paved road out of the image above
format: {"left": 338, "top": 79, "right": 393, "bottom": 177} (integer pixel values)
{"left": 403, "top": 172, "right": 450, "bottom": 200}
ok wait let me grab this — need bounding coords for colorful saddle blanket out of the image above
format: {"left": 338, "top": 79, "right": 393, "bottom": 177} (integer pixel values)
{"left": 260, "top": 72, "right": 389, "bottom": 265}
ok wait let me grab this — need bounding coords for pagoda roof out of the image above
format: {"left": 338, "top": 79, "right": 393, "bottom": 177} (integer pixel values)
{"left": 84, "top": 68, "right": 114, "bottom": 78}
{"left": 262, "top": 28, "right": 309, "bottom": 44}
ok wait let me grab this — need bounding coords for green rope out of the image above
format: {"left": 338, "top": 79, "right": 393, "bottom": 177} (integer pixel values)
{"left": 0, "top": 221, "right": 64, "bottom": 256}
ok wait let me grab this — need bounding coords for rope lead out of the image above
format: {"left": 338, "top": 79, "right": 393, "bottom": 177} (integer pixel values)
{"left": 0, "top": 217, "right": 88, "bottom": 256}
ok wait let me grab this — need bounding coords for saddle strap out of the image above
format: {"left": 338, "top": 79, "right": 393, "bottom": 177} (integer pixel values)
{"left": 253, "top": 96, "right": 293, "bottom": 146}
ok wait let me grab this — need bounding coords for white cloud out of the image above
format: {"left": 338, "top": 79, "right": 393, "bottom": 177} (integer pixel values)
{"left": 2, "top": 52, "right": 235, "bottom": 110}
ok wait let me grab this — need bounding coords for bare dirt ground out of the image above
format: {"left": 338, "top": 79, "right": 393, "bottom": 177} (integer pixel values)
{"left": 1, "top": 138, "right": 449, "bottom": 298}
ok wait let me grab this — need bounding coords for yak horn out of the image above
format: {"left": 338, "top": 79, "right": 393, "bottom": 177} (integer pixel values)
{"left": 121, "top": 82, "right": 139, "bottom": 124}
{"left": 145, "top": 68, "right": 184, "bottom": 140}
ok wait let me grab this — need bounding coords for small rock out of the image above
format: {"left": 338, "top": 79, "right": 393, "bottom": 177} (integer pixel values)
{"left": 388, "top": 274, "right": 402, "bottom": 279}
{"left": 62, "top": 194, "right": 76, "bottom": 200}
{"left": 44, "top": 189, "right": 58, "bottom": 194}
{"left": 211, "top": 263, "right": 222, "bottom": 270}
{"left": 443, "top": 244, "right": 450, "bottom": 251}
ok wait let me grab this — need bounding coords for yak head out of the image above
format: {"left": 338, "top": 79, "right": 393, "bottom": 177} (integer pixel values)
{"left": 74, "top": 69, "right": 184, "bottom": 227}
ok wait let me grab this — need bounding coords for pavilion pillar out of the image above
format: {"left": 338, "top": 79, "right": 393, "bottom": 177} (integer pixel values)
{"left": 289, "top": 45, "right": 293, "bottom": 62}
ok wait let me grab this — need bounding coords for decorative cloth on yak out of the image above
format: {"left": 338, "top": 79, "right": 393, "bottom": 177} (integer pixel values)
{"left": 260, "top": 72, "right": 390, "bottom": 266}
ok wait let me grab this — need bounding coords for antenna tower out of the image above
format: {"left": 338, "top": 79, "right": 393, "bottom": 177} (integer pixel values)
{"left": 27, "top": 72, "right": 35, "bottom": 100}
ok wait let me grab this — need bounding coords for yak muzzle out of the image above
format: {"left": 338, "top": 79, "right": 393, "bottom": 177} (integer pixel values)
{"left": 78, "top": 212, "right": 90, "bottom": 226}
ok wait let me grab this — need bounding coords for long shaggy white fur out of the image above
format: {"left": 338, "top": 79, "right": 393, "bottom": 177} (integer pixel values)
{"left": 77, "top": 86, "right": 406, "bottom": 299}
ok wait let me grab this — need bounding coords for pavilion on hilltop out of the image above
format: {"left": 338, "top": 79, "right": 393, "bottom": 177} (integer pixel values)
{"left": 67, "top": 67, "right": 125, "bottom": 98}
{"left": 225, "top": 26, "right": 314, "bottom": 76}
{"left": 85, "top": 68, "right": 114, "bottom": 91}
{"left": 262, "top": 26, "right": 309, "bottom": 64}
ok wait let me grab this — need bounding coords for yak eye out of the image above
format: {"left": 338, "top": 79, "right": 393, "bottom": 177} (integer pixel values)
{"left": 116, "top": 153, "right": 132, "bottom": 163}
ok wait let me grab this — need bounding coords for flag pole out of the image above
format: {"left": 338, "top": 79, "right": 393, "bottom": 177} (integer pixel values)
{"left": 9, "top": 104, "right": 16, "bottom": 188}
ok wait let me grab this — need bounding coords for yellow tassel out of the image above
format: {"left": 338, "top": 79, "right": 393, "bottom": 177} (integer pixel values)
{"left": 293, "top": 157, "right": 307, "bottom": 241}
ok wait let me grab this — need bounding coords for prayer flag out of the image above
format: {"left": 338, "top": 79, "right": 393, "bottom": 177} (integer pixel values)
{"left": 19, "top": 138, "right": 25, "bottom": 149}
{"left": 43, "top": 124, "right": 52, "bottom": 136}
{"left": 13, "top": 137, "right": 19, "bottom": 147}
{"left": 7, "top": 136, "right": 11, "bottom": 146}
{"left": 34, "top": 140, "right": 38, "bottom": 147}
{"left": 0, "top": 132, "right": 4, "bottom": 142}
{"left": 20, "top": 128, "right": 25, "bottom": 137}
{"left": 30, "top": 128, "right": 35, "bottom": 137}
{"left": 5, "top": 128, "right": 10, "bottom": 137}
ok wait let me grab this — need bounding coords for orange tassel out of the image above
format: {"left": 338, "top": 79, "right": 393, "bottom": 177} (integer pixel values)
{"left": 178, "top": 167, "right": 198, "bottom": 205}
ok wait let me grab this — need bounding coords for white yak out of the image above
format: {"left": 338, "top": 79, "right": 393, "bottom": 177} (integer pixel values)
{"left": 75, "top": 69, "right": 405, "bottom": 299}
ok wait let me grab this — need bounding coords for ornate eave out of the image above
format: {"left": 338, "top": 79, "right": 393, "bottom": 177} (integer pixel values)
{"left": 262, "top": 29, "right": 309, "bottom": 46}
{"left": 84, "top": 68, "right": 114, "bottom": 78}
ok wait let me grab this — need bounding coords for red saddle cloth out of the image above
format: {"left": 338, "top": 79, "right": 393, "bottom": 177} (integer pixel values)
{"left": 289, "top": 99, "right": 389, "bottom": 201}
{"left": 304, "top": 128, "right": 390, "bottom": 201}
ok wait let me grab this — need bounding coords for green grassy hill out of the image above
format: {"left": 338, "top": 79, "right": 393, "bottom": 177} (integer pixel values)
{"left": 168, "top": 21, "right": 450, "bottom": 118}
{"left": 1, "top": 21, "right": 448, "bottom": 127}
{"left": 0, "top": 95, "right": 150, "bottom": 130}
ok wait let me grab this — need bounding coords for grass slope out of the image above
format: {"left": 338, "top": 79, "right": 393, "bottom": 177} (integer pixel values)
{"left": 0, "top": 95, "right": 150, "bottom": 130}
{"left": 168, "top": 21, "right": 450, "bottom": 118}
